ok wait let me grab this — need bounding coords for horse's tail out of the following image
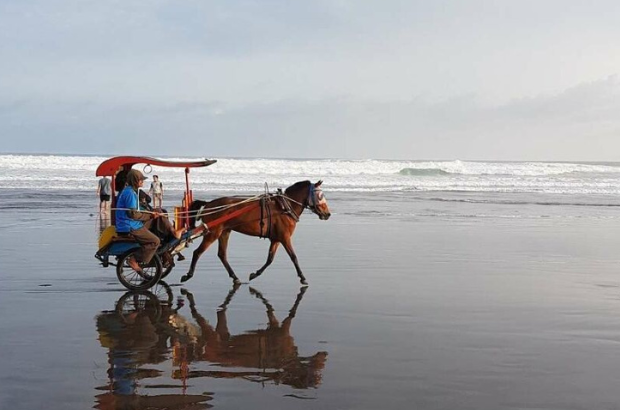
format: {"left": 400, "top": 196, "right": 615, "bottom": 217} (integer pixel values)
{"left": 189, "top": 200, "right": 209, "bottom": 229}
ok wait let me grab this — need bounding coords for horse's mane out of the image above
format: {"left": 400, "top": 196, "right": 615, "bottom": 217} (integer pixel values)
{"left": 284, "top": 180, "right": 310, "bottom": 196}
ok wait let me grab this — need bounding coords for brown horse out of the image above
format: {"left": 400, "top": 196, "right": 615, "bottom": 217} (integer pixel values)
{"left": 181, "top": 180, "right": 331, "bottom": 285}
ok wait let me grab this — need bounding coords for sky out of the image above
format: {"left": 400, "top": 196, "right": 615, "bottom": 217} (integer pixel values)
{"left": 1, "top": 0, "right": 620, "bottom": 160}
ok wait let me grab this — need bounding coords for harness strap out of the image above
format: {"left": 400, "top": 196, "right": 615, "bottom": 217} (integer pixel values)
{"left": 259, "top": 196, "right": 265, "bottom": 238}
{"left": 266, "top": 198, "right": 272, "bottom": 238}
{"left": 308, "top": 184, "right": 315, "bottom": 208}
{"left": 206, "top": 202, "right": 259, "bottom": 229}
{"left": 276, "top": 195, "right": 300, "bottom": 222}
{"left": 259, "top": 195, "right": 274, "bottom": 239}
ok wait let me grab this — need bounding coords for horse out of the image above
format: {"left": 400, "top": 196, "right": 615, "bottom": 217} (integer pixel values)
{"left": 181, "top": 180, "right": 331, "bottom": 285}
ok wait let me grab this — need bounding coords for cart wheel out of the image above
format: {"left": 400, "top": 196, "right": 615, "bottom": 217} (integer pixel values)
{"left": 115, "top": 291, "right": 161, "bottom": 323}
{"left": 151, "top": 281, "right": 174, "bottom": 305}
{"left": 116, "top": 251, "right": 163, "bottom": 291}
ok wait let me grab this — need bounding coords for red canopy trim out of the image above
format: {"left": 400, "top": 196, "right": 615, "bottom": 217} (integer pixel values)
{"left": 96, "top": 156, "right": 217, "bottom": 176}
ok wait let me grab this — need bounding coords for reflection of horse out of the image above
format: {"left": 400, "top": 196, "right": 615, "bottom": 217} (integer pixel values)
{"left": 182, "top": 180, "right": 331, "bottom": 285}
{"left": 94, "top": 284, "right": 327, "bottom": 409}
{"left": 170, "top": 286, "right": 328, "bottom": 389}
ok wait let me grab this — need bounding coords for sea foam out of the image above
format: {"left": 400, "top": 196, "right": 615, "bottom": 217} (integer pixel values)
{"left": 1, "top": 155, "right": 620, "bottom": 194}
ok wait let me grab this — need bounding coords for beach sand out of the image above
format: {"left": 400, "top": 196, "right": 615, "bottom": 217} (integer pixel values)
{"left": 2, "top": 189, "right": 620, "bottom": 409}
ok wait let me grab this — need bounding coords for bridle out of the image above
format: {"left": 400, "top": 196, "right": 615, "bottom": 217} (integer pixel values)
{"left": 305, "top": 184, "right": 327, "bottom": 217}
{"left": 276, "top": 183, "right": 327, "bottom": 220}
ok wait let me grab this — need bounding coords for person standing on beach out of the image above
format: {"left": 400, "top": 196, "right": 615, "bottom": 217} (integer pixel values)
{"left": 149, "top": 175, "right": 164, "bottom": 209}
{"left": 96, "top": 176, "right": 112, "bottom": 214}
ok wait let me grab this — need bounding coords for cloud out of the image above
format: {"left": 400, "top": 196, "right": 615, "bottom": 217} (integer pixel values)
{"left": 1, "top": 76, "right": 619, "bottom": 160}
{"left": 3, "top": 1, "right": 620, "bottom": 106}
{"left": 2, "top": 2, "right": 620, "bottom": 159}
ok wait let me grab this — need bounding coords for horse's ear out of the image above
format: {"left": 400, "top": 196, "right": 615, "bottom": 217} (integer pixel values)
{"left": 315, "top": 180, "right": 323, "bottom": 187}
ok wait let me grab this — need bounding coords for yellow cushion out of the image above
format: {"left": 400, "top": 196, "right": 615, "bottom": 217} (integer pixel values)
{"left": 98, "top": 225, "right": 117, "bottom": 249}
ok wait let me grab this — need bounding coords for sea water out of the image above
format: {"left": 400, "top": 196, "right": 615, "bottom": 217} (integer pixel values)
{"left": 2, "top": 154, "right": 619, "bottom": 222}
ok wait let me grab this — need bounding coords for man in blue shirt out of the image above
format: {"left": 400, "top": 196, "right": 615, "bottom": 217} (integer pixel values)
{"left": 116, "top": 169, "right": 161, "bottom": 272}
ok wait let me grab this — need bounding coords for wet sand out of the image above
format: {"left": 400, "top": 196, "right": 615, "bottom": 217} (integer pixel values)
{"left": 3, "top": 190, "right": 620, "bottom": 409}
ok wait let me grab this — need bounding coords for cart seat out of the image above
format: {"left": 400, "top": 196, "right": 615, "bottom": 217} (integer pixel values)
{"left": 111, "top": 233, "right": 136, "bottom": 242}
{"left": 99, "top": 225, "right": 138, "bottom": 249}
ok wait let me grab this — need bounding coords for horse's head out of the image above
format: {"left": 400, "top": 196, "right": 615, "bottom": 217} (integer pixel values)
{"left": 307, "top": 180, "right": 331, "bottom": 220}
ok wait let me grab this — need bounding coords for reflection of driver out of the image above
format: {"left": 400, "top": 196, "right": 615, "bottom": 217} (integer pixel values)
{"left": 96, "top": 303, "right": 160, "bottom": 396}
{"left": 95, "top": 290, "right": 212, "bottom": 410}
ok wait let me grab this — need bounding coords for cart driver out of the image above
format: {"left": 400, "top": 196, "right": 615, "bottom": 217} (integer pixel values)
{"left": 116, "top": 169, "right": 182, "bottom": 272}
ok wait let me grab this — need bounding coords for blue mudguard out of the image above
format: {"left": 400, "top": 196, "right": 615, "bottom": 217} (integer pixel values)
{"left": 106, "top": 241, "right": 141, "bottom": 256}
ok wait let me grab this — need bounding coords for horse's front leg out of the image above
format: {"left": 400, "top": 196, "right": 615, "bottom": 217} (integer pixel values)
{"left": 181, "top": 231, "right": 219, "bottom": 282}
{"left": 217, "top": 230, "right": 241, "bottom": 284}
{"left": 249, "top": 240, "right": 280, "bottom": 282}
{"left": 282, "top": 286, "right": 308, "bottom": 331}
{"left": 181, "top": 289, "right": 215, "bottom": 336}
{"left": 281, "top": 237, "right": 307, "bottom": 286}
{"left": 249, "top": 287, "right": 278, "bottom": 327}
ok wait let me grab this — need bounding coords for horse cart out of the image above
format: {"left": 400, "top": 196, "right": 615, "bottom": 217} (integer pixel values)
{"left": 94, "top": 156, "right": 218, "bottom": 290}
{"left": 95, "top": 156, "right": 332, "bottom": 291}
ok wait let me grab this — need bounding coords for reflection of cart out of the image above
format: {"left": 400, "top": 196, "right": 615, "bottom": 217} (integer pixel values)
{"left": 94, "top": 284, "right": 327, "bottom": 406}
{"left": 94, "top": 156, "right": 216, "bottom": 290}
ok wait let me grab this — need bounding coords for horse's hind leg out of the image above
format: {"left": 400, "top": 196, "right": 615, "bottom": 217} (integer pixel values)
{"left": 281, "top": 237, "right": 307, "bottom": 286}
{"left": 249, "top": 240, "right": 280, "bottom": 282}
{"left": 181, "top": 230, "right": 220, "bottom": 283}
{"left": 217, "top": 230, "right": 241, "bottom": 284}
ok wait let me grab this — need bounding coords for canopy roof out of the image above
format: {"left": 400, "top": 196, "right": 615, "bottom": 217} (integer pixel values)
{"left": 96, "top": 156, "right": 217, "bottom": 177}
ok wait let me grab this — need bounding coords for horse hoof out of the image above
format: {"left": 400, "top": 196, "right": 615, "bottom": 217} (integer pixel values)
{"left": 180, "top": 274, "right": 192, "bottom": 283}
{"left": 300, "top": 279, "right": 308, "bottom": 286}
{"left": 233, "top": 278, "right": 242, "bottom": 285}
{"left": 249, "top": 272, "right": 258, "bottom": 281}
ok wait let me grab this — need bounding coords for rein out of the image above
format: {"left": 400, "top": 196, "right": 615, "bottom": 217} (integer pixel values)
{"left": 112, "top": 188, "right": 317, "bottom": 220}
{"left": 187, "top": 183, "right": 322, "bottom": 237}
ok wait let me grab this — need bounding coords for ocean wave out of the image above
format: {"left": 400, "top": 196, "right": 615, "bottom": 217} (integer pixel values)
{"left": 2, "top": 155, "right": 620, "bottom": 176}
{"left": 2, "top": 155, "right": 620, "bottom": 195}
{"left": 399, "top": 168, "right": 451, "bottom": 176}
